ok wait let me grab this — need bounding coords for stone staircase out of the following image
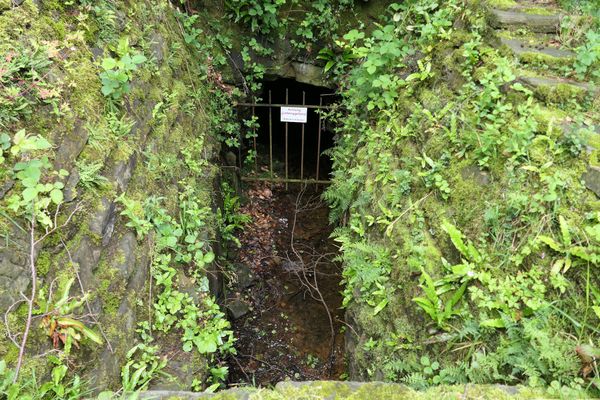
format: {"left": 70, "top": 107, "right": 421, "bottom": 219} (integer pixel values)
{"left": 489, "top": 0, "right": 599, "bottom": 196}
{"left": 490, "top": 0, "right": 597, "bottom": 99}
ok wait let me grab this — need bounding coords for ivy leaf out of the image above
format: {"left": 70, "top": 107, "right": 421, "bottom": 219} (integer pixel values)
{"left": 203, "top": 252, "right": 215, "bottom": 264}
{"left": 101, "top": 57, "right": 117, "bottom": 70}
{"left": 50, "top": 188, "right": 63, "bottom": 205}
{"left": 22, "top": 187, "right": 38, "bottom": 203}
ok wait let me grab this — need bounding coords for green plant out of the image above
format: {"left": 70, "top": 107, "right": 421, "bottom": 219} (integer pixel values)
{"left": 412, "top": 268, "right": 468, "bottom": 330}
{"left": 417, "top": 153, "right": 451, "bottom": 200}
{"left": 217, "top": 181, "right": 251, "bottom": 248}
{"left": 3, "top": 129, "right": 68, "bottom": 227}
{"left": 0, "top": 359, "right": 87, "bottom": 400}
{"left": 225, "top": 0, "right": 286, "bottom": 34}
{"left": 76, "top": 160, "right": 109, "bottom": 190}
{"left": 116, "top": 194, "right": 153, "bottom": 239}
{"left": 120, "top": 323, "right": 168, "bottom": 393}
{"left": 537, "top": 215, "right": 599, "bottom": 274}
{"left": 99, "top": 37, "right": 147, "bottom": 101}
{"left": 574, "top": 29, "right": 600, "bottom": 80}
{"left": 36, "top": 278, "right": 103, "bottom": 354}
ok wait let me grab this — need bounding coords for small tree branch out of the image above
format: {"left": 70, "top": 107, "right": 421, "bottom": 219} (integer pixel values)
{"left": 13, "top": 217, "right": 36, "bottom": 382}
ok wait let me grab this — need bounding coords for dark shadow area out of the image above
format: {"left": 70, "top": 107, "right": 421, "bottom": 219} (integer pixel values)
{"left": 241, "top": 79, "right": 337, "bottom": 182}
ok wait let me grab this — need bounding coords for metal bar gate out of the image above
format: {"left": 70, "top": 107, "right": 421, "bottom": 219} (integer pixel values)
{"left": 235, "top": 89, "right": 332, "bottom": 187}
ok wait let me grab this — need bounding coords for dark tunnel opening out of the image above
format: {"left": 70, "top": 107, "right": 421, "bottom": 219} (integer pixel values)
{"left": 239, "top": 78, "right": 337, "bottom": 183}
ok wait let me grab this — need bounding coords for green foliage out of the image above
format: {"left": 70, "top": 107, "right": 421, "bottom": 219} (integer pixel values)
{"left": 412, "top": 268, "right": 469, "bottom": 330}
{"left": 120, "top": 323, "right": 168, "bottom": 393}
{"left": 116, "top": 194, "right": 153, "bottom": 239}
{"left": 0, "top": 359, "right": 87, "bottom": 400}
{"left": 36, "top": 278, "right": 103, "bottom": 355}
{"left": 335, "top": 231, "right": 394, "bottom": 314}
{"left": 573, "top": 29, "right": 600, "bottom": 80}
{"left": 226, "top": 0, "right": 286, "bottom": 34}
{"left": 0, "top": 43, "right": 53, "bottom": 128}
{"left": 322, "top": 0, "right": 599, "bottom": 393}
{"left": 121, "top": 188, "right": 235, "bottom": 390}
{"left": 2, "top": 129, "right": 68, "bottom": 227}
{"left": 99, "top": 37, "right": 147, "bottom": 102}
{"left": 217, "top": 181, "right": 251, "bottom": 248}
{"left": 75, "top": 160, "right": 108, "bottom": 191}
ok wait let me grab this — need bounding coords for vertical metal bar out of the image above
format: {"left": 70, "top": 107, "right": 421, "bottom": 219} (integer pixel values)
{"left": 300, "top": 91, "right": 305, "bottom": 181}
{"left": 285, "top": 88, "right": 289, "bottom": 191}
{"left": 238, "top": 129, "right": 242, "bottom": 170}
{"left": 252, "top": 105, "right": 257, "bottom": 174}
{"left": 316, "top": 96, "right": 323, "bottom": 186}
{"left": 269, "top": 90, "right": 273, "bottom": 179}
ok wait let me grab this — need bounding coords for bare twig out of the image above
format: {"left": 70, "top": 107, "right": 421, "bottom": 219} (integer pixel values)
{"left": 13, "top": 203, "right": 82, "bottom": 382}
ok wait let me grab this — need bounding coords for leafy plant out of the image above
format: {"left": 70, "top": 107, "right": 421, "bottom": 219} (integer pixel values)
{"left": 99, "top": 37, "right": 147, "bottom": 101}
{"left": 225, "top": 0, "right": 286, "bottom": 34}
{"left": 36, "top": 278, "right": 103, "bottom": 354}
{"left": 3, "top": 129, "right": 68, "bottom": 227}
{"left": 412, "top": 268, "right": 468, "bottom": 330}
{"left": 537, "top": 215, "right": 599, "bottom": 274}
{"left": 0, "top": 359, "right": 86, "bottom": 400}
{"left": 574, "top": 29, "right": 600, "bottom": 80}
{"left": 116, "top": 194, "right": 153, "bottom": 239}
{"left": 76, "top": 160, "right": 109, "bottom": 190}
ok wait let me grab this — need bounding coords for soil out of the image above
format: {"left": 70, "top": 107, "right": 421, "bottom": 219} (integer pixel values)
{"left": 227, "top": 181, "right": 346, "bottom": 387}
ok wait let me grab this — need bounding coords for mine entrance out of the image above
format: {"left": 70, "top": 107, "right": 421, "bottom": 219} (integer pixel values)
{"left": 236, "top": 79, "right": 336, "bottom": 186}
{"left": 226, "top": 79, "right": 345, "bottom": 386}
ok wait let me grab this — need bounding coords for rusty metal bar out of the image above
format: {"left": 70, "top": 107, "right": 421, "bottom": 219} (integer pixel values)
{"left": 285, "top": 88, "right": 289, "bottom": 191}
{"left": 316, "top": 96, "right": 323, "bottom": 185}
{"left": 252, "top": 105, "right": 257, "bottom": 173}
{"left": 268, "top": 90, "right": 273, "bottom": 179}
{"left": 235, "top": 102, "right": 331, "bottom": 109}
{"left": 242, "top": 176, "right": 330, "bottom": 184}
{"left": 300, "top": 91, "right": 305, "bottom": 181}
{"left": 237, "top": 130, "right": 242, "bottom": 170}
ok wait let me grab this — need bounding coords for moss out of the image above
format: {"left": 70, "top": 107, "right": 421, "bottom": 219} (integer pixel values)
{"left": 486, "top": 0, "right": 517, "bottom": 9}
{"left": 533, "top": 82, "right": 588, "bottom": 106}
{"left": 518, "top": 51, "right": 573, "bottom": 73}
{"left": 36, "top": 252, "right": 52, "bottom": 277}
{"left": 520, "top": 7, "right": 559, "bottom": 16}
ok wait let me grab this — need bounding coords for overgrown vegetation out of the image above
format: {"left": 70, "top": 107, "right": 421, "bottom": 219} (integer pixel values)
{"left": 324, "top": 0, "right": 600, "bottom": 396}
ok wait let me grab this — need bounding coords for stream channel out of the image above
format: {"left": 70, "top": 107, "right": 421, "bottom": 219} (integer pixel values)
{"left": 227, "top": 181, "right": 345, "bottom": 386}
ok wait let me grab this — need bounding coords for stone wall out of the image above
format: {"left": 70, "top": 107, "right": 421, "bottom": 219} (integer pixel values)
{"left": 0, "top": 0, "right": 222, "bottom": 389}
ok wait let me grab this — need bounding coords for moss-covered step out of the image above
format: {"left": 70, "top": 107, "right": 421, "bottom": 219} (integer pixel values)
{"left": 500, "top": 37, "right": 574, "bottom": 59}
{"left": 516, "top": 75, "right": 598, "bottom": 104}
{"left": 500, "top": 37, "right": 575, "bottom": 73}
{"left": 138, "top": 381, "right": 557, "bottom": 399}
{"left": 489, "top": 9, "right": 563, "bottom": 33}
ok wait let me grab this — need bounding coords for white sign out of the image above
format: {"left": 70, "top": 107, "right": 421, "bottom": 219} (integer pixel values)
{"left": 280, "top": 107, "right": 308, "bottom": 123}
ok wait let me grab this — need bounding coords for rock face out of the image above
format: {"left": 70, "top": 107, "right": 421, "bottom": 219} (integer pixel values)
{"left": 0, "top": 0, "right": 220, "bottom": 389}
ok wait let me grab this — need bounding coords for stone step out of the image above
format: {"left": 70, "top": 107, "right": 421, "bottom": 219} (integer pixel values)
{"left": 138, "top": 381, "right": 546, "bottom": 399}
{"left": 516, "top": 75, "right": 598, "bottom": 103}
{"left": 500, "top": 37, "right": 574, "bottom": 59}
{"left": 490, "top": 8, "right": 563, "bottom": 33}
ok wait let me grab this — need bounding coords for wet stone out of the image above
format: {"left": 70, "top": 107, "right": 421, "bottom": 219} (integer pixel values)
{"left": 500, "top": 38, "right": 575, "bottom": 58}
{"left": 226, "top": 299, "right": 251, "bottom": 320}
{"left": 234, "top": 263, "right": 257, "bottom": 289}
{"left": 461, "top": 165, "right": 490, "bottom": 186}
{"left": 583, "top": 166, "right": 600, "bottom": 198}
{"left": 490, "top": 9, "right": 562, "bottom": 33}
